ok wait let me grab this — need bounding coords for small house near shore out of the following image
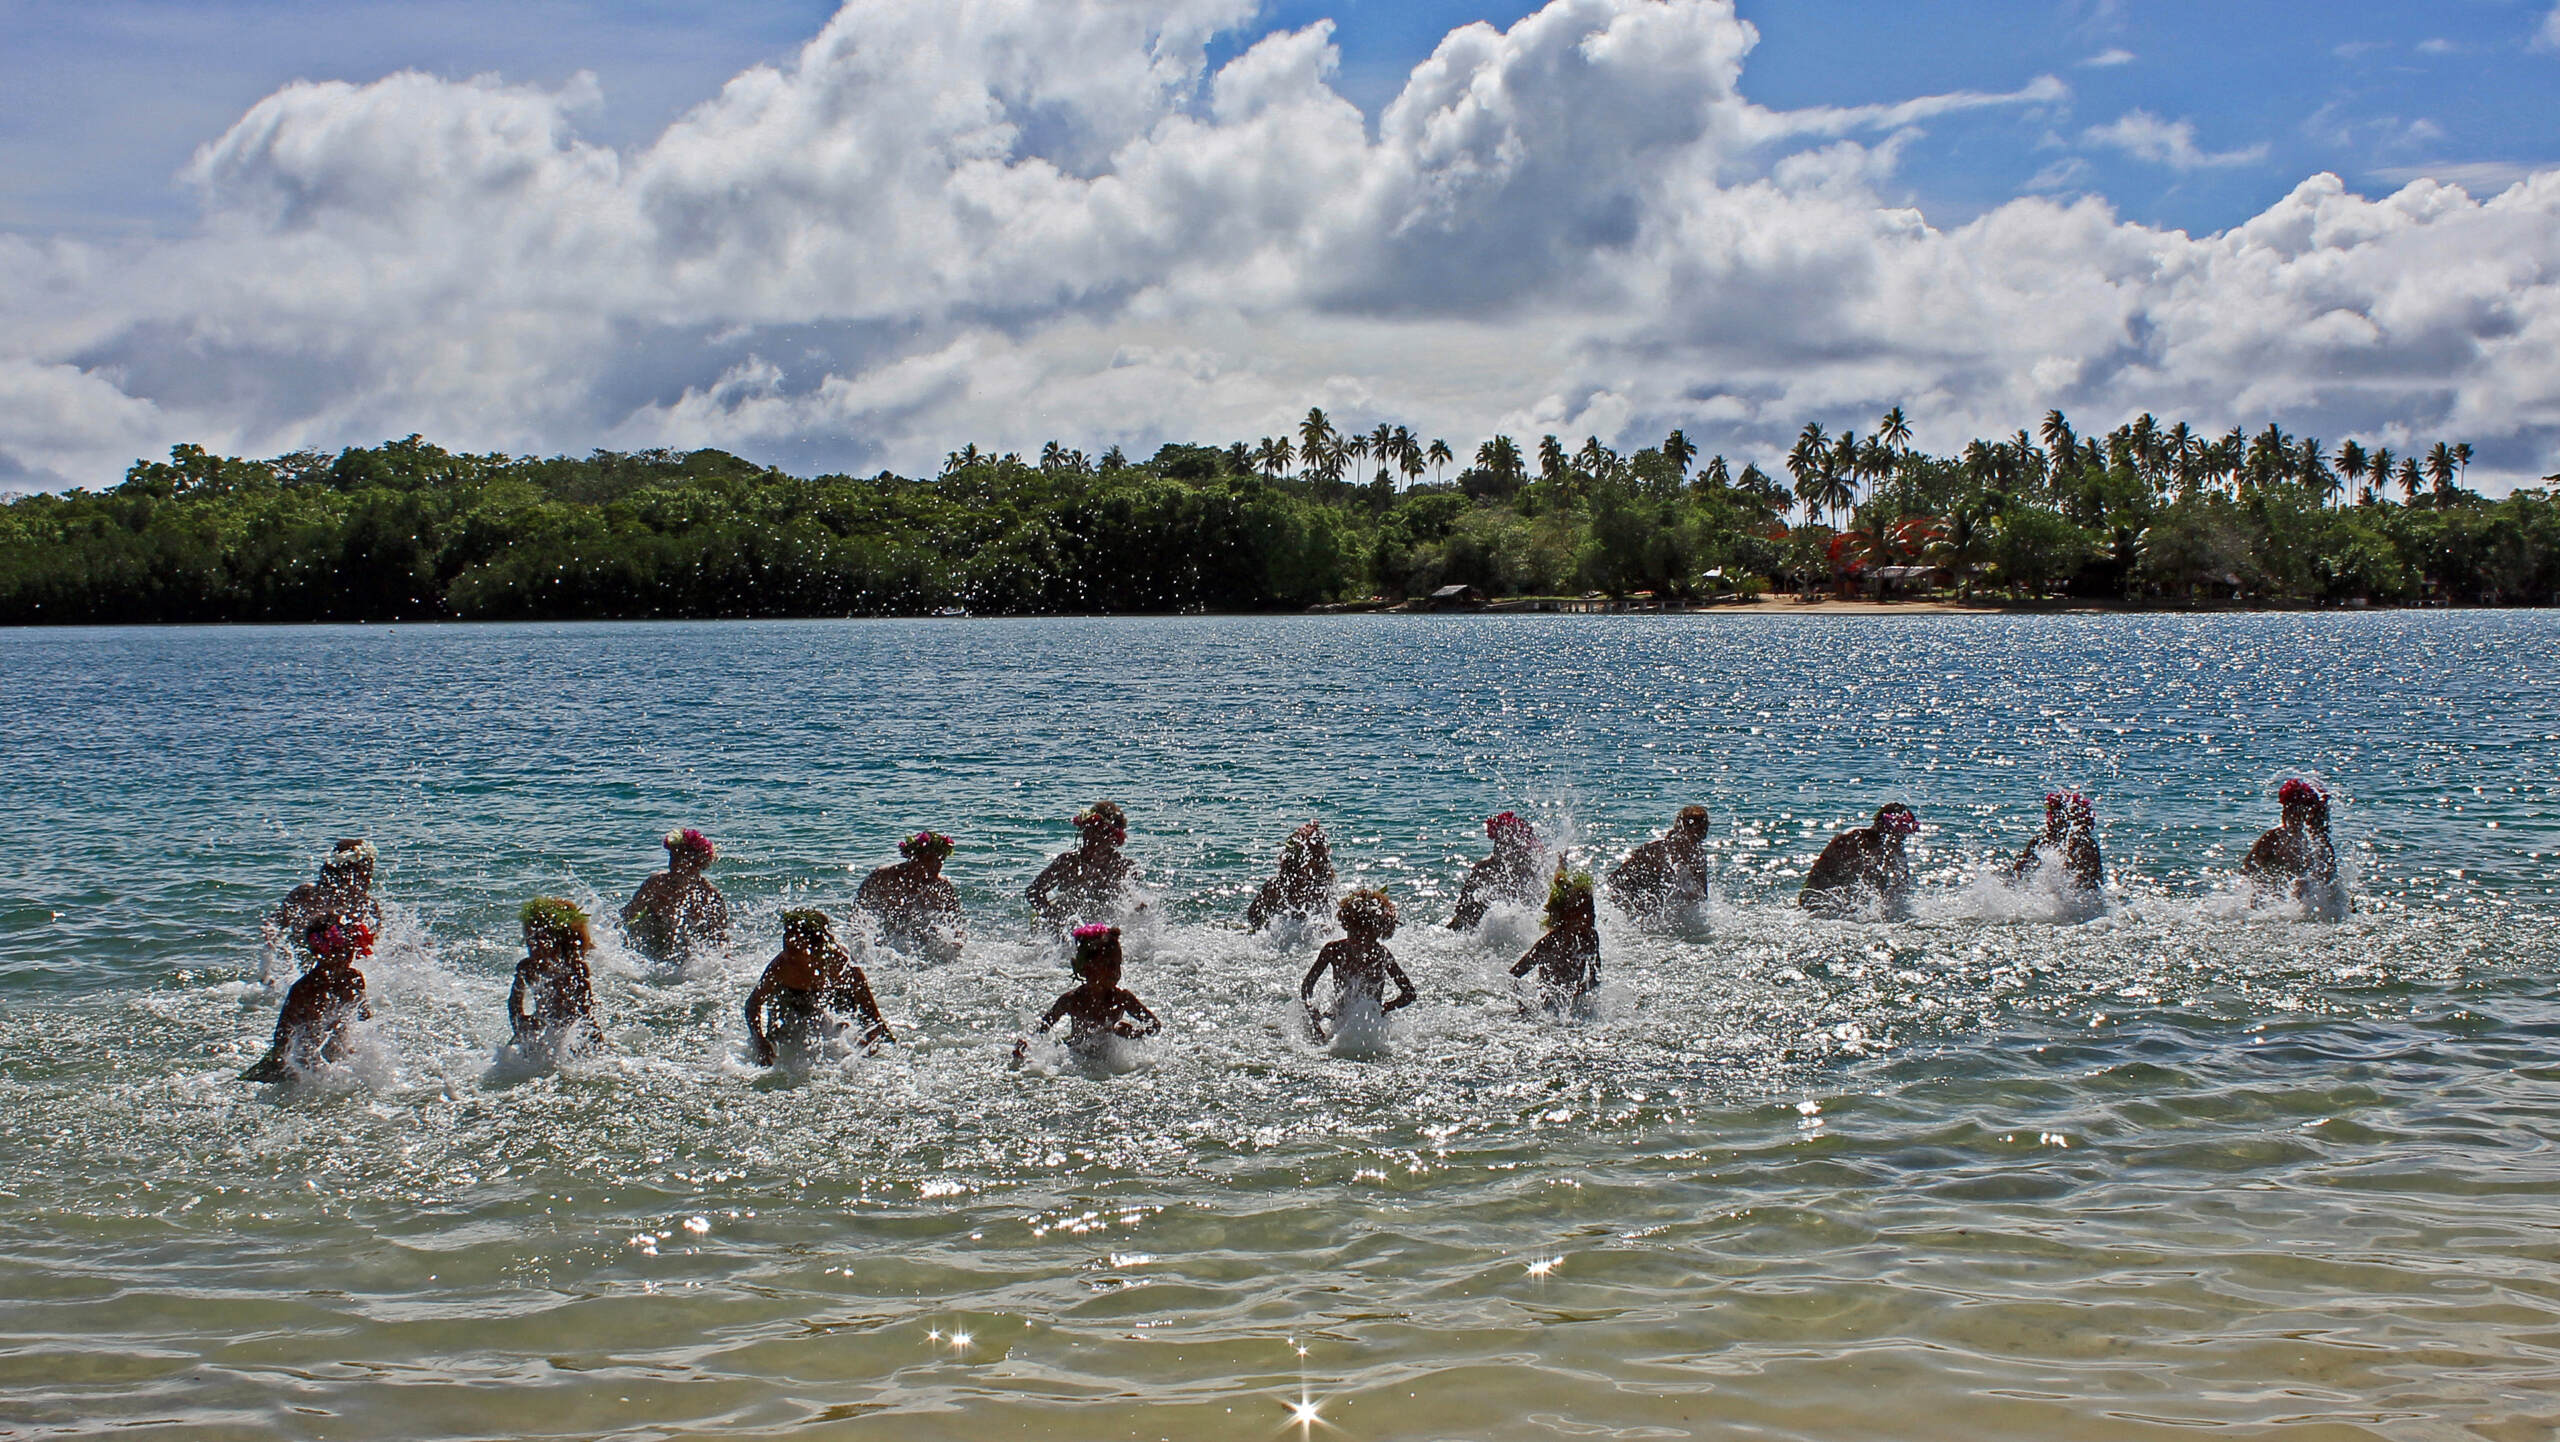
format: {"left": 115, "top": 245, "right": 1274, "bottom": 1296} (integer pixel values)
{"left": 1425, "top": 584, "right": 1488, "bottom": 610}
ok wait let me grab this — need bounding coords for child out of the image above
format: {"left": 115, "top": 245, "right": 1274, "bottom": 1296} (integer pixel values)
{"left": 856, "top": 830, "right": 965, "bottom": 956}
{"left": 622, "top": 827, "right": 731, "bottom": 964}
{"left": 509, "top": 897, "right": 601, "bottom": 1054}
{"left": 241, "top": 915, "right": 373, "bottom": 1081}
{"left": 743, "top": 910, "right": 893, "bottom": 1065}
{"left": 1450, "top": 811, "right": 1545, "bottom": 930}
{"left": 1246, "top": 821, "right": 1337, "bottom": 930}
{"left": 1014, "top": 923, "right": 1161, "bottom": 1065}
{"left": 1028, "top": 802, "right": 1135, "bottom": 927}
{"left": 1510, "top": 867, "right": 1601, "bottom": 1013}
{"left": 1298, "top": 888, "right": 1417, "bottom": 1042}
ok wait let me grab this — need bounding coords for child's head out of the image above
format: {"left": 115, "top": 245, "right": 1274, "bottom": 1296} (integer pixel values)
{"left": 1544, "top": 866, "right": 1596, "bottom": 927}
{"left": 781, "top": 908, "right": 835, "bottom": 951}
{"left": 1337, "top": 887, "right": 1398, "bottom": 939}
{"left": 1071, "top": 923, "right": 1124, "bottom": 983}
{"left": 1073, "top": 802, "right": 1128, "bottom": 847}
{"left": 1671, "top": 805, "right": 1711, "bottom": 841}
{"left": 1486, "top": 811, "right": 1536, "bottom": 851}
{"left": 663, "top": 828, "right": 717, "bottom": 870}
{"left": 900, "top": 830, "right": 955, "bottom": 867}
{"left": 520, "top": 897, "right": 592, "bottom": 956}
{"left": 1284, "top": 820, "right": 1327, "bottom": 866}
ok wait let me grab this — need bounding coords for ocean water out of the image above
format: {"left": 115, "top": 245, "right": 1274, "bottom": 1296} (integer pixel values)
{"left": 2, "top": 612, "right": 2556, "bottom": 1441}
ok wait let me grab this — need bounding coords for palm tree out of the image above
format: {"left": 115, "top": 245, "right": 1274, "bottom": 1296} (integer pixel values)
{"left": 1426, "top": 437, "right": 1454, "bottom": 484}
{"left": 2424, "top": 441, "right": 2457, "bottom": 500}
{"left": 1368, "top": 423, "right": 1399, "bottom": 485}
{"left": 1701, "top": 455, "right": 1730, "bottom": 490}
{"left": 1787, "top": 423, "right": 1829, "bottom": 524}
{"left": 2336, "top": 440, "right": 2368, "bottom": 499}
{"left": 1254, "top": 435, "right": 1293, "bottom": 480}
{"left": 1474, "top": 435, "right": 1524, "bottom": 487}
{"left": 1879, "top": 406, "right": 1913, "bottom": 453}
{"left": 1297, "top": 409, "right": 1335, "bottom": 473}
{"left": 1393, "top": 427, "right": 1426, "bottom": 488}
{"left": 2298, "top": 438, "right": 2339, "bottom": 508}
{"left": 1575, "top": 436, "right": 1617, "bottom": 480}
{"left": 1538, "top": 435, "right": 1568, "bottom": 484}
{"left": 1343, "top": 433, "right": 1372, "bottom": 484}
{"left": 1663, "top": 428, "right": 1697, "bottom": 482}
{"left": 2369, "top": 447, "right": 2395, "bottom": 504}
{"left": 2453, "top": 442, "right": 2473, "bottom": 487}
{"left": 2040, "top": 409, "right": 2075, "bottom": 460}
{"left": 2398, "top": 456, "right": 2425, "bottom": 506}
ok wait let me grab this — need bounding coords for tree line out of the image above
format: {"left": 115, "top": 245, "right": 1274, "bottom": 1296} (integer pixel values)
{"left": 2, "top": 408, "right": 2556, "bottom": 624}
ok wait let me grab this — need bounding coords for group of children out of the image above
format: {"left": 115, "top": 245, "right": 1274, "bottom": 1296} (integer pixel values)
{"left": 239, "top": 779, "right": 2345, "bottom": 1082}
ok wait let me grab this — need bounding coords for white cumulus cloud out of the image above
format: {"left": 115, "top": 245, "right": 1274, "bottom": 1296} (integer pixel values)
{"left": 2083, "top": 110, "right": 2269, "bottom": 170}
{"left": 2, "top": 0, "right": 2557, "bottom": 493}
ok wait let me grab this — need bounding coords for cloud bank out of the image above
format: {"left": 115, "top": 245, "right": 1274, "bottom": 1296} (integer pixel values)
{"left": 4, "top": 0, "right": 2558, "bottom": 491}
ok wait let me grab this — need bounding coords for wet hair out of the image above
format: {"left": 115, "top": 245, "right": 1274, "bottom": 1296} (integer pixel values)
{"left": 1283, "top": 821, "right": 1324, "bottom": 862}
{"left": 1672, "top": 805, "right": 1711, "bottom": 836}
{"left": 1337, "top": 887, "right": 1398, "bottom": 936}
{"left": 1073, "top": 802, "right": 1128, "bottom": 840}
{"left": 663, "top": 828, "right": 717, "bottom": 863}
{"left": 1545, "top": 866, "right": 1596, "bottom": 924}
{"left": 520, "top": 897, "right": 592, "bottom": 950}
{"left": 781, "top": 909, "right": 834, "bottom": 947}
{"left": 1874, "top": 804, "right": 1919, "bottom": 836}
{"left": 899, "top": 831, "right": 955, "bottom": 862}
{"left": 1071, "top": 923, "right": 1123, "bottom": 977}
{"left": 1487, "top": 811, "right": 1536, "bottom": 844}
{"left": 2277, "top": 778, "right": 2325, "bottom": 809}
{"left": 321, "top": 838, "right": 376, "bottom": 875}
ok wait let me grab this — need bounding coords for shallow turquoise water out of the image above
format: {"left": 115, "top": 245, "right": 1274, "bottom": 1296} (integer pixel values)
{"left": 2, "top": 613, "right": 2556, "bottom": 1440}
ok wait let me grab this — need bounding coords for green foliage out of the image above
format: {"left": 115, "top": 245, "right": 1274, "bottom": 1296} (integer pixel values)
{"left": 4, "top": 422, "right": 2556, "bottom": 623}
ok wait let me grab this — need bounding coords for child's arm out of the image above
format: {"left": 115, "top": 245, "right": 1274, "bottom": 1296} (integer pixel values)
{"left": 742, "top": 967, "right": 779, "bottom": 1064}
{"left": 1117, "top": 991, "right": 1162, "bottom": 1039}
{"left": 844, "top": 968, "right": 894, "bottom": 1047}
{"left": 1509, "top": 935, "right": 1547, "bottom": 978}
{"left": 1383, "top": 957, "right": 1418, "bottom": 1012}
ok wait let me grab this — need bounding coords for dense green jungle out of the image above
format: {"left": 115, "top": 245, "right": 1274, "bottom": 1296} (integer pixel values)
{"left": 4, "top": 407, "right": 2554, "bottom": 622}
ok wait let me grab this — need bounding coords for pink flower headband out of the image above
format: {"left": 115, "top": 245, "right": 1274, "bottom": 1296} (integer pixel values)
{"left": 1876, "top": 806, "right": 1919, "bottom": 835}
{"left": 900, "top": 831, "right": 954, "bottom": 860}
{"left": 2277, "top": 778, "right": 2325, "bottom": 807}
{"left": 664, "top": 828, "right": 716, "bottom": 861}
{"left": 1486, "top": 811, "right": 1533, "bottom": 841}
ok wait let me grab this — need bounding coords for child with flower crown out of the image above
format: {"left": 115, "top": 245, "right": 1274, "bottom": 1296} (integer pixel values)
{"left": 1028, "top": 802, "right": 1134, "bottom": 927}
{"left": 2243, "top": 779, "right": 2343, "bottom": 917}
{"left": 622, "top": 827, "right": 731, "bottom": 963}
{"left": 1510, "top": 867, "right": 1602, "bottom": 1013}
{"left": 509, "top": 898, "right": 601, "bottom": 1054}
{"left": 1449, "top": 811, "right": 1547, "bottom": 930}
{"left": 241, "top": 915, "right": 374, "bottom": 1081}
{"left": 744, "top": 910, "right": 892, "bottom": 1066}
{"left": 1299, "top": 888, "right": 1416, "bottom": 1042}
{"left": 1246, "top": 821, "right": 1336, "bottom": 931}
{"left": 1800, "top": 804, "right": 1919, "bottom": 919}
{"left": 263, "top": 838, "right": 382, "bottom": 981}
{"left": 857, "top": 831, "right": 965, "bottom": 958}
{"left": 1012, "top": 924, "right": 1160, "bottom": 1066}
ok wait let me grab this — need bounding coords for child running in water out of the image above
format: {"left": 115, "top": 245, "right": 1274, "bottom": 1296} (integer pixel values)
{"left": 1511, "top": 867, "right": 1601, "bottom": 1014}
{"left": 241, "top": 916, "right": 373, "bottom": 1081}
{"left": 1299, "top": 888, "right": 1416, "bottom": 1042}
{"left": 509, "top": 898, "right": 600, "bottom": 1055}
{"left": 1013, "top": 924, "right": 1160, "bottom": 1066}
{"left": 743, "top": 910, "right": 893, "bottom": 1065}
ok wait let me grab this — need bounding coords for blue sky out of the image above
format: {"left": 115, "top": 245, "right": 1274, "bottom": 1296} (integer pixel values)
{"left": 3, "top": 0, "right": 2558, "bottom": 491}
{"left": 7, "top": 0, "right": 2555, "bottom": 238}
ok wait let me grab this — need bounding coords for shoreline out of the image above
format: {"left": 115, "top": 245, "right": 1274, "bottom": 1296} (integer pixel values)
{"left": 0, "top": 598, "right": 2534, "bottom": 631}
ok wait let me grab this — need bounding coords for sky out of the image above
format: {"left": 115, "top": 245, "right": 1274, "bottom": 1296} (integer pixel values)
{"left": 3, "top": 0, "right": 2558, "bottom": 492}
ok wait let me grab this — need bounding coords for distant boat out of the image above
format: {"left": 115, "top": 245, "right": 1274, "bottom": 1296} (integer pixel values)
{"left": 932, "top": 606, "right": 970, "bottom": 618}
